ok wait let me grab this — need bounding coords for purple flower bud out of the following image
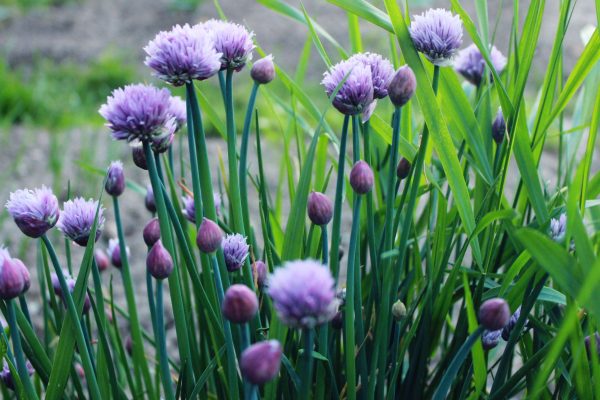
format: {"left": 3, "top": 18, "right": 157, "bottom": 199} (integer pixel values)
{"left": 5, "top": 186, "right": 60, "bottom": 238}
{"left": 1, "top": 360, "right": 34, "bottom": 391}
{"left": 151, "top": 131, "right": 174, "bottom": 154}
{"left": 348, "top": 52, "right": 395, "bottom": 99}
{"left": 222, "top": 284, "right": 259, "bottom": 323}
{"left": 392, "top": 300, "right": 407, "bottom": 321}
{"left": 479, "top": 298, "right": 510, "bottom": 331}
{"left": 143, "top": 218, "right": 161, "bottom": 247}
{"left": 388, "top": 65, "right": 417, "bottom": 108}
{"left": 105, "top": 161, "right": 125, "bottom": 197}
{"left": 147, "top": 240, "right": 174, "bottom": 280}
{"left": 145, "top": 185, "right": 156, "bottom": 213}
{"left": 132, "top": 145, "right": 148, "bottom": 170}
{"left": 268, "top": 259, "right": 338, "bottom": 328}
{"left": 482, "top": 329, "right": 502, "bottom": 350}
{"left": 455, "top": 44, "right": 507, "bottom": 86}
{"left": 222, "top": 233, "right": 249, "bottom": 272}
{"left": 322, "top": 59, "right": 374, "bottom": 115}
{"left": 253, "top": 260, "right": 268, "bottom": 288}
{"left": 0, "top": 248, "right": 29, "bottom": 300}
{"left": 350, "top": 160, "right": 374, "bottom": 194}
{"left": 331, "top": 311, "right": 343, "bottom": 329}
{"left": 108, "top": 238, "right": 129, "bottom": 269}
{"left": 549, "top": 214, "right": 567, "bottom": 243}
{"left": 52, "top": 271, "right": 91, "bottom": 314}
{"left": 57, "top": 197, "right": 105, "bottom": 247}
{"left": 94, "top": 249, "right": 110, "bottom": 272}
{"left": 492, "top": 109, "right": 506, "bottom": 144}
{"left": 501, "top": 306, "right": 526, "bottom": 341}
{"left": 144, "top": 23, "right": 222, "bottom": 86}
{"left": 307, "top": 192, "right": 333, "bottom": 226}
{"left": 397, "top": 157, "right": 411, "bottom": 180}
{"left": 99, "top": 84, "right": 176, "bottom": 144}
{"left": 169, "top": 96, "right": 187, "bottom": 132}
{"left": 196, "top": 218, "right": 223, "bottom": 253}
{"left": 251, "top": 55, "right": 276, "bottom": 84}
{"left": 203, "top": 19, "right": 255, "bottom": 71}
{"left": 410, "top": 8, "right": 463, "bottom": 66}
{"left": 182, "top": 195, "right": 196, "bottom": 224}
{"left": 240, "top": 340, "right": 282, "bottom": 385}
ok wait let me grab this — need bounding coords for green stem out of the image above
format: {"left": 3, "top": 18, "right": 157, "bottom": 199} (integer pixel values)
{"left": 41, "top": 235, "right": 102, "bottom": 400}
{"left": 113, "top": 196, "right": 155, "bottom": 398}
{"left": 300, "top": 328, "right": 315, "bottom": 400}
{"left": 184, "top": 82, "right": 204, "bottom": 230}
{"left": 155, "top": 280, "right": 175, "bottom": 400}
{"left": 330, "top": 115, "right": 350, "bottom": 280}
{"left": 241, "top": 323, "right": 252, "bottom": 399}
{"left": 362, "top": 120, "right": 379, "bottom": 296}
{"left": 146, "top": 271, "right": 158, "bottom": 337}
{"left": 321, "top": 226, "right": 329, "bottom": 266}
{"left": 7, "top": 300, "right": 39, "bottom": 400}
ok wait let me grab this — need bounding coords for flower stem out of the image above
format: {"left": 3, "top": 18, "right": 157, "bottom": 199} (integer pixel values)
{"left": 184, "top": 82, "right": 204, "bottom": 230}
{"left": 300, "top": 328, "right": 315, "bottom": 400}
{"left": 330, "top": 115, "right": 350, "bottom": 280}
{"left": 155, "top": 280, "right": 175, "bottom": 400}
{"left": 321, "top": 226, "right": 329, "bottom": 266}
{"left": 7, "top": 300, "right": 39, "bottom": 400}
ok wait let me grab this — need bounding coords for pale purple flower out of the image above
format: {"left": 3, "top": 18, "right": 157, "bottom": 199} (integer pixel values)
{"left": 322, "top": 59, "right": 374, "bottom": 115}
{"left": 203, "top": 19, "right": 255, "bottom": 71}
{"left": 169, "top": 96, "right": 187, "bottom": 131}
{"left": 549, "top": 214, "right": 567, "bottom": 243}
{"left": 5, "top": 186, "right": 60, "bottom": 238}
{"left": 99, "top": 84, "right": 176, "bottom": 144}
{"left": 348, "top": 52, "right": 394, "bottom": 99}
{"left": 455, "top": 44, "right": 507, "bottom": 86}
{"left": 144, "top": 23, "right": 222, "bottom": 85}
{"left": 482, "top": 329, "right": 502, "bottom": 350}
{"left": 268, "top": 259, "right": 338, "bottom": 328}
{"left": 222, "top": 233, "right": 249, "bottom": 272}
{"left": 0, "top": 247, "right": 30, "bottom": 300}
{"left": 1, "top": 360, "right": 34, "bottom": 391}
{"left": 240, "top": 340, "right": 282, "bottom": 385}
{"left": 57, "top": 198, "right": 105, "bottom": 247}
{"left": 410, "top": 8, "right": 463, "bottom": 66}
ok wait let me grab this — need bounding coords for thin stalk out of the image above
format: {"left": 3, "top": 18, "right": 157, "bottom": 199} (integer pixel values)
{"left": 7, "top": 300, "right": 39, "bottom": 400}
{"left": 41, "top": 235, "right": 102, "bottom": 400}
{"left": 361, "top": 120, "right": 379, "bottom": 296}
{"left": 241, "top": 323, "right": 253, "bottom": 400}
{"left": 321, "top": 226, "right": 329, "bottom": 266}
{"left": 155, "top": 280, "right": 175, "bottom": 400}
{"left": 18, "top": 294, "right": 31, "bottom": 325}
{"left": 112, "top": 196, "right": 155, "bottom": 398}
{"left": 146, "top": 271, "right": 158, "bottom": 338}
{"left": 184, "top": 82, "right": 204, "bottom": 230}
{"left": 330, "top": 115, "right": 350, "bottom": 280}
{"left": 300, "top": 328, "right": 315, "bottom": 400}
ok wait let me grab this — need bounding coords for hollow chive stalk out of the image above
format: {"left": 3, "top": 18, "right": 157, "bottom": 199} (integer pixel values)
{"left": 6, "top": 300, "right": 39, "bottom": 400}
{"left": 361, "top": 120, "right": 379, "bottom": 295}
{"left": 299, "top": 328, "right": 315, "bottom": 400}
{"left": 240, "top": 322, "right": 254, "bottom": 400}
{"left": 112, "top": 195, "right": 155, "bottom": 398}
{"left": 143, "top": 142, "right": 195, "bottom": 393}
{"left": 184, "top": 83, "right": 204, "bottom": 231}
{"left": 330, "top": 115, "right": 350, "bottom": 280}
{"left": 155, "top": 279, "right": 175, "bottom": 400}
{"left": 41, "top": 235, "right": 102, "bottom": 400}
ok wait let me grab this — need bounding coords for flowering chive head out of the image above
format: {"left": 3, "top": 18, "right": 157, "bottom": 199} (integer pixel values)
{"left": 268, "top": 259, "right": 338, "bottom": 329}
{"left": 350, "top": 160, "right": 374, "bottom": 194}
{"left": 307, "top": 191, "right": 333, "bottom": 226}
{"left": 455, "top": 44, "right": 507, "bottom": 86}
{"left": 240, "top": 340, "right": 282, "bottom": 385}
{"left": 388, "top": 65, "right": 417, "bottom": 108}
{"left": 144, "top": 23, "right": 222, "bottom": 86}
{"left": 5, "top": 186, "right": 60, "bottom": 238}
{"left": 222, "top": 284, "right": 259, "bottom": 323}
{"left": 492, "top": 109, "right": 506, "bottom": 144}
{"left": 253, "top": 260, "right": 268, "bottom": 288}
{"left": 348, "top": 52, "right": 395, "bottom": 99}
{"left": 251, "top": 55, "right": 276, "bottom": 84}
{"left": 196, "top": 218, "right": 223, "bottom": 253}
{"left": 203, "top": 19, "right": 255, "bottom": 71}
{"left": 479, "top": 298, "right": 510, "bottom": 331}
{"left": 143, "top": 218, "right": 161, "bottom": 247}
{"left": 169, "top": 96, "right": 187, "bottom": 131}
{"left": 549, "top": 213, "right": 567, "bottom": 243}
{"left": 222, "top": 233, "right": 249, "bottom": 272}
{"left": 105, "top": 161, "right": 125, "bottom": 197}
{"left": 57, "top": 197, "right": 105, "bottom": 247}
{"left": 145, "top": 185, "right": 156, "bottom": 213}
{"left": 322, "top": 59, "right": 374, "bottom": 115}
{"left": 410, "top": 8, "right": 463, "bottom": 66}
{"left": 146, "top": 240, "right": 174, "bottom": 280}
{"left": 99, "top": 84, "right": 176, "bottom": 144}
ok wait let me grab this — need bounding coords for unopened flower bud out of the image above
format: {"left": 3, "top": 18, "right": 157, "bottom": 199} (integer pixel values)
{"left": 240, "top": 340, "right": 282, "bottom": 385}
{"left": 479, "top": 298, "right": 510, "bottom": 331}
{"left": 350, "top": 160, "right": 374, "bottom": 194}
{"left": 145, "top": 185, "right": 156, "bottom": 213}
{"left": 388, "top": 65, "right": 416, "bottom": 107}
{"left": 492, "top": 109, "right": 506, "bottom": 144}
{"left": 196, "top": 218, "right": 223, "bottom": 253}
{"left": 132, "top": 146, "right": 148, "bottom": 170}
{"left": 251, "top": 55, "right": 276, "bottom": 84}
{"left": 307, "top": 191, "right": 333, "bottom": 226}
{"left": 146, "top": 240, "right": 173, "bottom": 280}
{"left": 0, "top": 255, "right": 28, "bottom": 300}
{"left": 222, "top": 284, "right": 259, "bottom": 323}
{"left": 331, "top": 310, "right": 343, "bottom": 329}
{"left": 105, "top": 161, "right": 125, "bottom": 197}
{"left": 396, "top": 157, "right": 411, "bottom": 180}
{"left": 392, "top": 300, "right": 406, "bottom": 321}
{"left": 108, "top": 238, "right": 129, "bottom": 269}
{"left": 482, "top": 329, "right": 502, "bottom": 350}
{"left": 94, "top": 249, "right": 110, "bottom": 272}
{"left": 143, "top": 218, "right": 161, "bottom": 247}
{"left": 253, "top": 260, "right": 268, "bottom": 288}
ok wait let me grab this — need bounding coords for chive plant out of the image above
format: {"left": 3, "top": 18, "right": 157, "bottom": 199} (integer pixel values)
{"left": 2, "top": 2, "right": 600, "bottom": 399}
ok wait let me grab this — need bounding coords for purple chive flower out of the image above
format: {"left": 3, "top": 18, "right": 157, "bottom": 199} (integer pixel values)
{"left": 5, "top": 186, "right": 60, "bottom": 238}
{"left": 479, "top": 298, "right": 510, "bottom": 331}
{"left": 94, "top": 249, "right": 110, "bottom": 272}
{"left": 482, "top": 329, "right": 502, "bottom": 350}
{"left": 144, "top": 23, "right": 222, "bottom": 86}
{"left": 146, "top": 240, "right": 174, "bottom": 280}
{"left": 455, "top": 44, "right": 507, "bottom": 86}
{"left": 502, "top": 306, "right": 526, "bottom": 341}
{"left": 182, "top": 195, "right": 196, "bottom": 223}
{"left": 252, "top": 260, "right": 268, "bottom": 288}
{"left": 268, "top": 259, "right": 338, "bottom": 329}
{"left": 57, "top": 198, "right": 105, "bottom": 247}
{"left": 145, "top": 185, "right": 156, "bottom": 213}
{"left": 0, "top": 247, "right": 30, "bottom": 300}
{"left": 203, "top": 19, "right": 255, "bottom": 71}
{"left": 108, "top": 238, "right": 130, "bottom": 269}
{"left": 143, "top": 218, "right": 161, "bottom": 247}
{"left": 51, "top": 271, "right": 90, "bottom": 314}
{"left": 132, "top": 145, "right": 148, "bottom": 170}
{"left": 222, "top": 284, "right": 259, "bottom": 323}
{"left": 492, "top": 109, "right": 506, "bottom": 144}
{"left": 151, "top": 131, "right": 175, "bottom": 154}
{"left": 99, "top": 84, "right": 176, "bottom": 144}
{"left": 251, "top": 55, "right": 276, "bottom": 84}
{"left": 196, "top": 218, "right": 223, "bottom": 253}
{"left": 388, "top": 65, "right": 417, "bottom": 108}
{"left": 1, "top": 360, "right": 34, "bottom": 391}
{"left": 322, "top": 58, "right": 374, "bottom": 115}
{"left": 410, "top": 8, "right": 463, "bottom": 66}
{"left": 222, "top": 233, "right": 249, "bottom": 272}
{"left": 169, "top": 96, "right": 187, "bottom": 131}
{"left": 350, "top": 160, "right": 374, "bottom": 194}
{"left": 307, "top": 192, "right": 333, "bottom": 226}
{"left": 549, "top": 214, "right": 567, "bottom": 243}
{"left": 240, "top": 340, "right": 282, "bottom": 385}
{"left": 105, "top": 161, "right": 125, "bottom": 197}
{"left": 348, "top": 52, "right": 395, "bottom": 99}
